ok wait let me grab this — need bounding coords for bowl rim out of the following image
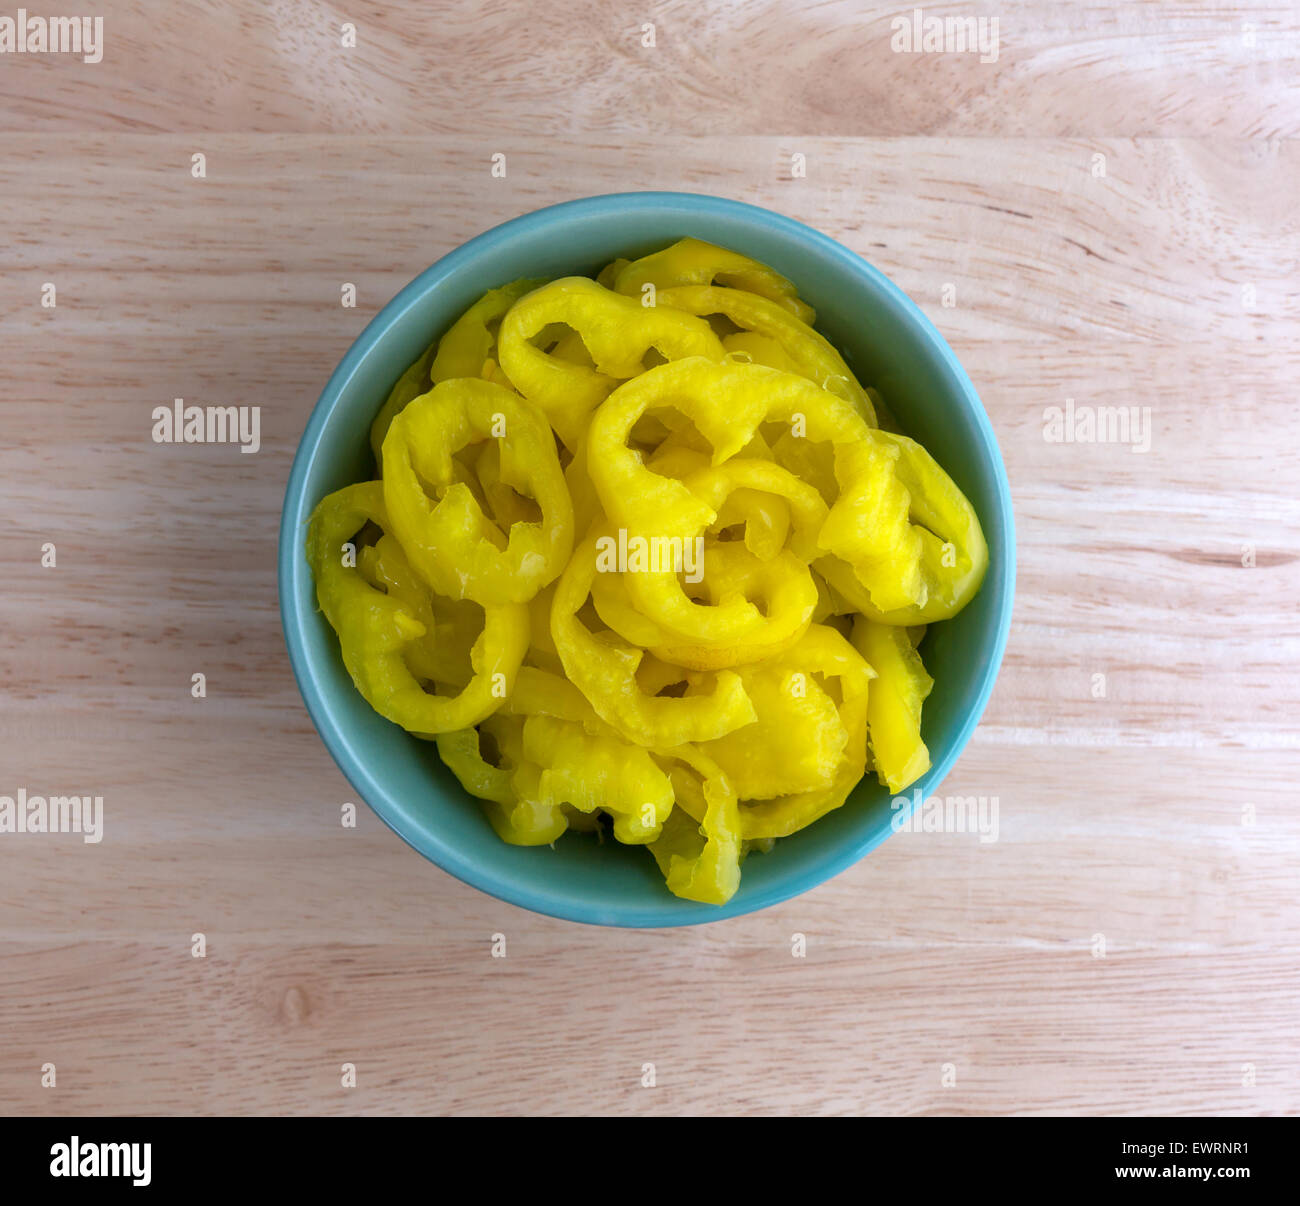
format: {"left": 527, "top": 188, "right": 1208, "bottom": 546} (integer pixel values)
{"left": 278, "top": 190, "right": 1016, "bottom": 928}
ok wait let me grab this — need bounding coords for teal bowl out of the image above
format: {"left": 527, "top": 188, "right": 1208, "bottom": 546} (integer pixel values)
{"left": 279, "top": 192, "right": 1015, "bottom": 926}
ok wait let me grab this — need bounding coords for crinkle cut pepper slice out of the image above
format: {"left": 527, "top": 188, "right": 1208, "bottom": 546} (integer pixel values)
{"left": 730, "top": 625, "right": 876, "bottom": 840}
{"left": 818, "top": 432, "right": 988, "bottom": 625}
{"left": 612, "top": 237, "right": 816, "bottom": 326}
{"left": 851, "top": 616, "right": 933, "bottom": 794}
{"left": 496, "top": 276, "right": 725, "bottom": 450}
{"left": 305, "top": 481, "right": 529, "bottom": 735}
{"left": 381, "top": 378, "right": 574, "bottom": 606}
{"left": 369, "top": 277, "right": 545, "bottom": 465}
{"left": 655, "top": 285, "right": 876, "bottom": 425}
{"left": 551, "top": 531, "right": 757, "bottom": 747}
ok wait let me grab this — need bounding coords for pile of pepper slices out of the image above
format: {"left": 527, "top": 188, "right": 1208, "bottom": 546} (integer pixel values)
{"left": 307, "top": 239, "right": 988, "bottom": 904}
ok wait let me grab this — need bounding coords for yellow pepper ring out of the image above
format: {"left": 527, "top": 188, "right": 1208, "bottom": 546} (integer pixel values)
{"left": 611, "top": 236, "right": 817, "bottom": 326}
{"left": 520, "top": 714, "right": 675, "bottom": 844}
{"left": 590, "top": 540, "right": 818, "bottom": 671}
{"left": 710, "top": 487, "right": 791, "bottom": 560}
{"left": 647, "top": 743, "right": 743, "bottom": 905}
{"left": 551, "top": 530, "right": 757, "bottom": 748}
{"left": 438, "top": 713, "right": 572, "bottom": 847}
{"left": 587, "top": 357, "right": 872, "bottom": 535}
{"left": 703, "top": 659, "right": 848, "bottom": 801}
{"left": 851, "top": 616, "right": 933, "bottom": 794}
{"left": 818, "top": 432, "right": 989, "bottom": 625}
{"left": 429, "top": 278, "right": 548, "bottom": 385}
{"left": 681, "top": 458, "right": 829, "bottom": 563}
{"left": 586, "top": 357, "right": 917, "bottom": 631}
{"left": 369, "top": 277, "right": 544, "bottom": 465}
{"left": 730, "top": 625, "right": 876, "bottom": 840}
{"left": 305, "top": 481, "right": 529, "bottom": 736}
{"left": 357, "top": 534, "right": 481, "bottom": 689}
{"left": 814, "top": 436, "right": 926, "bottom": 613}
{"left": 642, "top": 445, "right": 801, "bottom": 562}
{"left": 656, "top": 284, "right": 877, "bottom": 425}
{"left": 496, "top": 276, "right": 725, "bottom": 450}
{"left": 381, "top": 378, "right": 574, "bottom": 606}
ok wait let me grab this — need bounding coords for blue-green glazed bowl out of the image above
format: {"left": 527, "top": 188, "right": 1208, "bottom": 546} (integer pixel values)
{"left": 279, "top": 192, "right": 1014, "bottom": 927}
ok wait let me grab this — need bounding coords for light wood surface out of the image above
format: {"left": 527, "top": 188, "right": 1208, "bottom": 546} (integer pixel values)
{"left": 1, "top": 1, "right": 1297, "bottom": 1116}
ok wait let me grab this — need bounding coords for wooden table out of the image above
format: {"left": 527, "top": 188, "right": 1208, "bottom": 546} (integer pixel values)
{"left": 2, "top": 1, "right": 1296, "bottom": 1116}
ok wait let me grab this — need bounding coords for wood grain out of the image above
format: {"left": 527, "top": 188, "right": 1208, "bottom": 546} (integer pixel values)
{"left": 1, "top": 1, "right": 1297, "bottom": 1116}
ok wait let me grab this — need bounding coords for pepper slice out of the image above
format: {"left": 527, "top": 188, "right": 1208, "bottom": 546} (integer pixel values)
{"left": 440, "top": 713, "right": 571, "bottom": 846}
{"left": 496, "top": 276, "right": 725, "bottom": 449}
{"left": 642, "top": 442, "right": 801, "bottom": 562}
{"left": 851, "top": 616, "right": 933, "bottom": 793}
{"left": 595, "top": 257, "right": 630, "bottom": 290}
{"left": 369, "top": 277, "right": 544, "bottom": 464}
{"left": 503, "top": 665, "right": 615, "bottom": 737}
{"left": 682, "top": 458, "right": 828, "bottom": 563}
{"left": 728, "top": 625, "right": 876, "bottom": 840}
{"left": 648, "top": 745, "right": 742, "bottom": 904}
{"left": 721, "top": 330, "right": 802, "bottom": 375}
{"left": 702, "top": 655, "right": 848, "bottom": 800}
{"left": 656, "top": 285, "right": 876, "bottom": 425}
{"left": 305, "top": 481, "right": 529, "bottom": 735}
{"left": 434, "top": 279, "right": 548, "bottom": 382}
{"left": 551, "top": 531, "right": 757, "bottom": 747}
{"left": 590, "top": 540, "right": 817, "bottom": 671}
{"left": 381, "top": 378, "right": 574, "bottom": 606}
{"left": 586, "top": 358, "right": 919, "bottom": 623}
{"left": 356, "top": 534, "right": 480, "bottom": 688}
{"left": 614, "top": 237, "right": 816, "bottom": 326}
{"left": 711, "top": 487, "right": 790, "bottom": 560}
{"left": 519, "top": 715, "right": 674, "bottom": 844}
{"left": 818, "top": 432, "right": 988, "bottom": 624}
{"left": 587, "top": 358, "right": 871, "bottom": 536}
{"left": 368, "top": 337, "right": 438, "bottom": 468}
{"left": 814, "top": 436, "right": 924, "bottom": 614}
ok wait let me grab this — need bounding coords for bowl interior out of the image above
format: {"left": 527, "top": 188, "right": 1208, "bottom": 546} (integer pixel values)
{"left": 279, "top": 193, "right": 1014, "bottom": 926}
